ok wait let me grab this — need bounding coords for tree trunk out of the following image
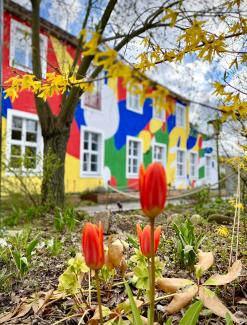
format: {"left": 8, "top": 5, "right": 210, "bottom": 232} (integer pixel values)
{"left": 41, "top": 128, "right": 70, "bottom": 208}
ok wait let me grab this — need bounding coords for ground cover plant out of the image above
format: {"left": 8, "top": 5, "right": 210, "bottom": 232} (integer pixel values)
{"left": 0, "top": 163, "right": 246, "bottom": 324}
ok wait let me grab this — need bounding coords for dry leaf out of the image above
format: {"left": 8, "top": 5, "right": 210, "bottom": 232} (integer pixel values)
{"left": 0, "top": 303, "right": 22, "bottom": 324}
{"left": 14, "top": 303, "right": 32, "bottom": 318}
{"left": 0, "top": 302, "right": 32, "bottom": 324}
{"left": 119, "top": 257, "right": 128, "bottom": 276}
{"left": 199, "top": 286, "right": 240, "bottom": 323}
{"left": 238, "top": 299, "right": 247, "bottom": 305}
{"left": 108, "top": 237, "right": 124, "bottom": 267}
{"left": 105, "top": 252, "right": 114, "bottom": 270}
{"left": 195, "top": 251, "right": 214, "bottom": 277}
{"left": 204, "top": 260, "right": 242, "bottom": 286}
{"left": 166, "top": 285, "right": 198, "bottom": 314}
{"left": 156, "top": 277, "right": 194, "bottom": 293}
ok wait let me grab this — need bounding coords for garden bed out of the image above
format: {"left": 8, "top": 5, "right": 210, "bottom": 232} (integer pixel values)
{"left": 0, "top": 202, "right": 246, "bottom": 324}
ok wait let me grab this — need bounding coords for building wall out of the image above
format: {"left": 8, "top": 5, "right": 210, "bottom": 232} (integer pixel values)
{"left": 1, "top": 11, "right": 218, "bottom": 195}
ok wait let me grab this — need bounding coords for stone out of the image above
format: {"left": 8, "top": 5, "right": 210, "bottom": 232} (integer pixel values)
{"left": 92, "top": 210, "right": 112, "bottom": 234}
{"left": 167, "top": 213, "right": 185, "bottom": 225}
{"left": 190, "top": 214, "right": 205, "bottom": 225}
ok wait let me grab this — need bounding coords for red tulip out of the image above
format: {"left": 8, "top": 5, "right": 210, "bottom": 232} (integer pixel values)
{"left": 139, "top": 162, "right": 167, "bottom": 218}
{"left": 136, "top": 224, "right": 161, "bottom": 257}
{"left": 82, "top": 222, "right": 104, "bottom": 270}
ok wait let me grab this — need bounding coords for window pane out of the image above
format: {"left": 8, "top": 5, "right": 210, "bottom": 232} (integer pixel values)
{"left": 26, "top": 120, "right": 37, "bottom": 132}
{"left": 91, "top": 162, "right": 98, "bottom": 172}
{"left": 11, "top": 145, "right": 21, "bottom": 156}
{"left": 12, "top": 117, "right": 22, "bottom": 129}
{"left": 83, "top": 153, "right": 89, "bottom": 171}
{"left": 26, "top": 132, "right": 37, "bottom": 142}
{"left": 14, "top": 47, "right": 26, "bottom": 66}
{"left": 91, "top": 141, "right": 98, "bottom": 151}
{"left": 24, "top": 157, "right": 36, "bottom": 169}
{"left": 25, "top": 146, "right": 36, "bottom": 157}
{"left": 10, "top": 156, "right": 22, "bottom": 168}
{"left": 12, "top": 129, "right": 22, "bottom": 140}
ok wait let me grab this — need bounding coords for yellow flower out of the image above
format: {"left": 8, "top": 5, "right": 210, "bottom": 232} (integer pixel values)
{"left": 216, "top": 226, "right": 229, "bottom": 238}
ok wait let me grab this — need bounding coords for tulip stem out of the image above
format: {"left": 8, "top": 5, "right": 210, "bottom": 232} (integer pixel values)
{"left": 95, "top": 270, "right": 103, "bottom": 325}
{"left": 149, "top": 217, "right": 155, "bottom": 325}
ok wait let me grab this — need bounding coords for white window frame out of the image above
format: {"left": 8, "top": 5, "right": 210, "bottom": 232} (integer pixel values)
{"left": 152, "top": 142, "right": 167, "bottom": 168}
{"left": 126, "top": 136, "right": 143, "bottom": 178}
{"left": 6, "top": 109, "right": 43, "bottom": 175}
{"left": 126, "top": 85, "right": 143, "bottom": 114}
{"left": 176, "top": 102, "right": 186, "bottom": 128}
{"left": 176, "top": 148, "right": 186, "bottom": 178}
{"left": 152, "top": 99, "right": 166, "bottom": 121}
{"left": 81, "top": 72, "right": 103, "bottom": 111}
{"left": 10, "top": 19, "right": 48, "bottom": 76}
{"left": 205, "top": 155, "right": 211, "bottom": 179}
{"left": 80, "top": 126, "right": 104, "bottom": 178}
{"left": 190, "top": 151, "right": 198, "bottom": 179}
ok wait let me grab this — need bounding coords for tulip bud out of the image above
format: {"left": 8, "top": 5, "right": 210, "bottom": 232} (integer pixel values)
{"left": 136, "top": 224, "right": 161, "bottom": 258}
{"left": 82, "top": 222, "right": 104, "bottom": 270}
{"left": 139, "top": 162, "right": 167, "bottom": 218}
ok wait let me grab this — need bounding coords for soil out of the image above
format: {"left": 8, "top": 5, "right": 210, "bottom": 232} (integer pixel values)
{"left": 0, "top": 205, "right": 246, "bottom": 324}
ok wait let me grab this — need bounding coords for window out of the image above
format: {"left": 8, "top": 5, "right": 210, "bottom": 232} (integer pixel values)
{"left": 153, "top": 99, "right": 166, "bottom": 120}
{"left": 153, "top": 144, "right": 166, "bottom": 166}
{"left": 83, "top": 79, "right": 102, "bottom": 110}
{"left": 6, "top": 110, "right": 42, "bottom": 173}
{"left": 190, "top": 152, "right": 197, "bottom": 178}
{"left": 126, "top": 86, "right": 142, "bottom": 113}
{"left": 10, "top": 19, "right": 48, "bottom": 76}
{"left": 176, "top": 102, "right": 186, "bottom": 127}
{"left": 205, "top": 155, "right": 211, "bottom": 178}
{"left": 81, "top": 129, "right": 103, "bottom": 176}
{"left": 177, "top": 149, "right": 186, "bottom": 177}
{"left": 126, "top": 137, "right": 142, "bottom": 177}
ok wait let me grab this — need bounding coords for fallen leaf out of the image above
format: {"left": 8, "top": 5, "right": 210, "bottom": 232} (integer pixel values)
{"left": 108, "top": 237, "right": 124, "bottom": 267}
{"left": 166, "top": 285, "right": 198, "bottom": 314}
{"left": 36, "top": 289, "right": 54, "bottom": 314}
{"left": 238, "top": 299, "right": 247, "bottom": 305}
{"left": 14, "top": 303, "right": 32, "bottom": 318}
{"left": 204, "top": 260, "right": 242, "bottom": 286}
{"left": 156, "top": 277, "right": 194, "bottom": 293}
{"left": 0, "top": 303, "right": 22, "bottom": 324}
{"left": 195, "top": 251, "right": 214, "bottom": 278}
{"left": 198, "top": 286, "right": 240, "bottom": 323}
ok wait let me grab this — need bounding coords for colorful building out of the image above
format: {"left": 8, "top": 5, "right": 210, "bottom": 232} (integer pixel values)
{"left": 1, "top": 1, "right": 218, "bottom": 195}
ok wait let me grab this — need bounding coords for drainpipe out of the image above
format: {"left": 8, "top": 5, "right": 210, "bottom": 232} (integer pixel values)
{"left": 0, "top": 0, "right": 3, "bottom": 207}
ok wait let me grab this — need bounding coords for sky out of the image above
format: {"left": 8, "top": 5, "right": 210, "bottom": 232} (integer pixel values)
{"left": 13, "top": 0, "right": 247, "bottom": 155}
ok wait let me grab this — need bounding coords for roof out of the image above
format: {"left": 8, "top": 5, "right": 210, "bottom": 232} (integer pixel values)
{"left": 4, "top": 0, "right": 190, "bottom": 104}
{"left": 4, "top": 0, "right": 78, "bottom": 46}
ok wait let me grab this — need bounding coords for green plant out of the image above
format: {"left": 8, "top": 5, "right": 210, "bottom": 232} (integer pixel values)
{"left": 54, "top": 207, "right": 77, "bottom": 233}
{"left": 130, "top": 249, "right": 163, "bottom": 291}
{"left": 0, "top": 268, "right": 12, "bottom": 291}
{"left": 173, "top": 219, "right": 205, "bottom": 270}
{"left": 4, "top": 207, "right": 24, "bottom": 226}
{"left": 194, "top": 188, "right": 210, "bottom": 212}
{"left": 46, "top": 238, "right": 63, "bottom": 256}
{"left": 7, "top": 229, "right": 39, "bottom": 276}
{"left": 63, "top": 207, "right": 77, "bottom": 231}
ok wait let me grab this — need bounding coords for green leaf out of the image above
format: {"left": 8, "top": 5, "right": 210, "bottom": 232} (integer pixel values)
{"left": 225, "top": 313, "right": 233, "bottom": 325}
{"left": 124, "top": 281, "right": 143, "bottom": 325}
{"left": 26, "top": 239, "right": 38, "bottom": 259}
{"left": 165, "top": 317, "right": 173, "bottom": 325}
{"left": 179, "top": 300, "right": 203, "bottom": 325}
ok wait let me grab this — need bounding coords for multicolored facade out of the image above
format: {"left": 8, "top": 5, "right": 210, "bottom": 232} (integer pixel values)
{"left": 1, "top": 2, "right": 218, "bottom": 195}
